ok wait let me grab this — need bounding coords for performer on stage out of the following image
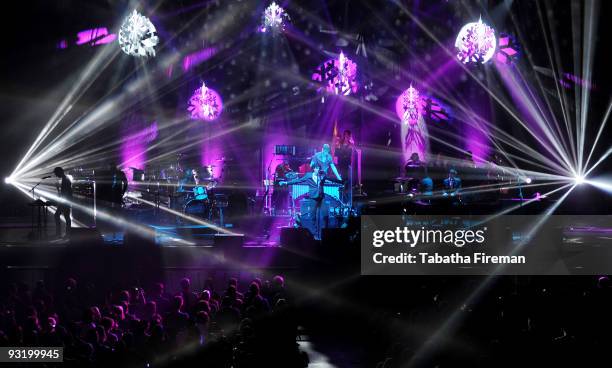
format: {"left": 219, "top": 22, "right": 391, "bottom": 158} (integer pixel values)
{"left": 272, "top": 160, "right": 292, "bottom": 214}
{"left": 109, "top": 164, "right": 128, "bottom": 206}
{"left": 404, "top": 152, "right": 425, "bottom": 193}
{"left": 105, "top": 164, "right": 128, "bottom": 241}
{"left": 280, "top": 170, "right": 327, "bottom": 200}
{"left": 178, "top": 168, "right": 200, "bottom": 192}
{"left": 334, "top": 130, "right": 354, "bottom": 178}
{"left": 201, "top": 166, "right": 215, "bottom": 182}
{"left": 334, "top": 130, "right": 354, "bottom": 202}
{"left": 53, "top": 167, "right": 72, "bottom": 238}
{"left": 274, "top": 161, "right": 292, "bottom": 182}
{"left": 404, "top": 152, "right": 424, "bottom": 175}
{"left": 443, "top": 168, "right": 462, "bottom": 196}
{"left": 280, "top": 169, "right": 331, "bottom": 240}
{"left": 310, "top": 144, "right": 342, "bottom": 181}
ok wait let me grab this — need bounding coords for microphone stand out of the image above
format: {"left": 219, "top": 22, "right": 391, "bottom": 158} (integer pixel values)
{"left": 30, "top": 180, "right": 45, "bottom": 200}
{"left": 29, "top": 179, "right": 47, "bottom": 239}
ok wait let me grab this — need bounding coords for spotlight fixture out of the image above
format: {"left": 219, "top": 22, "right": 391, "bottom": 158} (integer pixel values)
{"left": 455, "top": 16, "right": 497, "bottom": 64}
{"left": 118, "top": 10, "right": 159, "bottom": 57}
{"left": 4, "top": 176, "right": 13, "bottom": 185}
{"left": 574, "top": 175, "right": 586, "bottom": 185}
{"left": 523, "top": 177, "right": 532, "bottom": 184}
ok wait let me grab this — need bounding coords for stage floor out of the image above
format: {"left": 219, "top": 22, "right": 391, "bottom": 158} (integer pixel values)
{"left": 0, "top": 215, "right": 324, "bottom": 273}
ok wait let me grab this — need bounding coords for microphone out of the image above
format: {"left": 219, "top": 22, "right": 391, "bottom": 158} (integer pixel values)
{"left": 41, "top": 176, "right": 52, "bottom": 179}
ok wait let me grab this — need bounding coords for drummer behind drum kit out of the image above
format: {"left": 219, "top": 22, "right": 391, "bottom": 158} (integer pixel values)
{"left": 133, "top": 158, "right": 229, "bottom": 225}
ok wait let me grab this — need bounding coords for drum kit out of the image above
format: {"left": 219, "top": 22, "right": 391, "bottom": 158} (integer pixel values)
{"left": 175, "top": 168, "right": 223, "bottom": 221}
{"left": 136, "top": 154, "right": 226, "bottom": 223}
{"left": 179, "top": 178, "right": 218, "bottom": 219}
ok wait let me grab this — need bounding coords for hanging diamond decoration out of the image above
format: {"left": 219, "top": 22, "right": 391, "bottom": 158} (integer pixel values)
{"left": 188, "top": 83, "right": 223, "bottom": 121}
{"left": 455, "top": 17, "right": 497, "bottom": 64}
{"left": 260, "top": 2, "right": 290, "bottom": 33}
{"left": 118, "top": 10, "right": 159, "bottom": 57}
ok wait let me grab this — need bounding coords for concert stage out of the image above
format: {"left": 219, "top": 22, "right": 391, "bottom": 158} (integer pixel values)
{"left": 0, "top": 0, "right": 610, "bottom": 366}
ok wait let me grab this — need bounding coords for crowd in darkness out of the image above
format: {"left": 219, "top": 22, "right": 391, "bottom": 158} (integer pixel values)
{"left": 0, "top": 275, "right": 308, "bottom": 367}
{"left": 372, "top": 276, "right": 612, "bottom": 367}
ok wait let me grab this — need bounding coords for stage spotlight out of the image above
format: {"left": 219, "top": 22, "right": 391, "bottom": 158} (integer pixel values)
{"left": 574, "top": 175, "right": 586, "bottom": 185}
{"left": 4, "top": 177, "right": 13, "bottom": 185}
{"left": 523, "top": 177, "right": 532, "bottom": 184}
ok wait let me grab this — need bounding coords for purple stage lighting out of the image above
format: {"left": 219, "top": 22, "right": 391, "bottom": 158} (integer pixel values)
{"left": 121, "top": 122, "right": 158, "bottom": 182}
{"left": 182, "top": 47, "right": 218, "bottom": 72}
{"left": 396, "top": 84, "right": 424, "bottom": 125}
{"left": 495, "top": 33, "right": 519, "bottom": 65}
{"left": 422, "top": 95, "right": 450, "bottom": 122}
{"left": 312, "top": 52, "right": 358, "bottom": 96}
{"left": 188, "top": 83, "right": 223, "bottom": 121}
{"left": 455, "top": 17, "right": 497, "bottom": 64}
{"left": 397, "top": 84, "right": 429, "bottom": 162}
{"left": 76, "top": 27, "right": 117, "bottom": 46}
{"left": 260, "top": 2, "right": 290, "bottom": 33}
{"left": 561, "top": 72, "right": 596, "bottom": 90}
{"left": 396, "top": 87, "right": 450, "bottom": 123}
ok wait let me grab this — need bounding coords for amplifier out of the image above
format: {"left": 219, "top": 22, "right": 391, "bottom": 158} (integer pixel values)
{"left": 274, "top": 145, "right": 296, "bottom": 155}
